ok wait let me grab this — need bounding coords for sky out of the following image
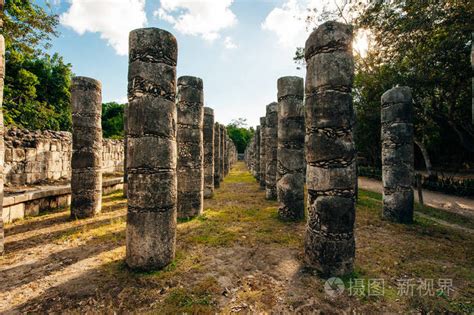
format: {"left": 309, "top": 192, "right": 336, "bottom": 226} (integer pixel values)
{"left": 42, "top": 0, "right": 366, "bottom": 127}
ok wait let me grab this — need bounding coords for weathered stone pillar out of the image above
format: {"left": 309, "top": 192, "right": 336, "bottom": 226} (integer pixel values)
{"left": 381, "top": 86, "right": 414, "bottom": 223}
{"left": 255, "top": 125, "right": 260, "bottom": 181}
{"left": 126, "top": 28, "right": 178, "bottom": 270}
{"left": 123, "top": 103, "right": 128, "bottom": 197}
{"left": 0, "top": 0, "right": 5, "bottom": 255}
{"left": 265, "top": 102, "right": 278, "bottom": 200}
{"left": 224, "top": 131, "right": 230, "bottom": 176}
{"left": 277, "top": 76, "right": 305, "bottom": 221}
{"left": 214, "top": 122, "right": 221, "bottom": 188}
{"left": 259, "top": 117, "right": 266, "bottom": 189}
{"left": 304, "top": 21, "right": 356, "bottom": 276}
{"left": 70, "top": 76, "right": 103, "bottom": 219}
{"left": 220, "top": 124, "right": 226, "bottom": 180}
{"left": 203, "top": 107, "right": 214, "bottom": 198}
{"left": 177, "top": 76, "right": 204, "bottom": 219}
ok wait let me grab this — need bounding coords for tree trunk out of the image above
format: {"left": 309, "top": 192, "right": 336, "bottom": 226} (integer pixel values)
{"left": 414, "top": 139, "right": 434, "bottom": 177}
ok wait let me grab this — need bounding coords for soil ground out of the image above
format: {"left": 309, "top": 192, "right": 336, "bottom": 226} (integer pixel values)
{"left": 1, "top": 162, "right": 473, "bottom": 313}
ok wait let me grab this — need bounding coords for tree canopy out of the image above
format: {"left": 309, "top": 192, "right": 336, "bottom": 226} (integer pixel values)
{"left": 3, "top": 0, "right": 73, "bottom": 131}
{"left": 295, "top": 0, "right": 474, "bottom": 171}
{"left": 102, "top": 102, "right": 125, "bottom": 139}
{"left": 227, "top": 118, "right": 254, "bottom": 154}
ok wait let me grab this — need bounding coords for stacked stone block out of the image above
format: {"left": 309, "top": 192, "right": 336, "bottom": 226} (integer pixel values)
{"left": 277, "top": 76, "right": 305, "bottom": 221}
{"left": 4, "top": 128, "right": 124, "bottom": 186}
{"left": 255, "top": 126, "right": 260, "bottom": 181}
{"left": 123, "top": 103, "right": 128, "bottom": 197}
{"left": 203, "top": 107, "right": 214, "bottom": 199}
{"left": 220, "top": 124, "right": 226, "bottom": 181}
{"left": 381, "top": 86, "right": 414, "bottom": 223}
{"left": 214, "top": 122, "right": 221, "bottom": 187}
{"left": 176, "top": 76, "right": 204, "bottom": 219}
{"left": 126, "top": 28, "right": 178, "bottom": 270}
{"left": 224, "top": 131, "right": 230, "bottom": 176}
{"left": 70, "top": 76, "right": 103, "bottom": 219}
{"left": 304, "top": 21, "right": 356, "bottom": 276}
{"left": 259, "top": 117, "right": 266, "bottom": 189}
{"left": 265, "top": 102, "right": 278, "bottom": 200}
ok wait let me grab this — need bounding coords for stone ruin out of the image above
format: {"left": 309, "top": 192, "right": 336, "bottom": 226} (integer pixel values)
{"left": 203, "top": 107, "right": 214, "bottom": 199}
{"left": 125, "top": 28, "right": 179, "bottom": 270}
{"left": 0, "top": 20, "right": 420, "bottom": 283}
{"left": 220, "top": 124, "right": 226, "bottom": 180}
{"left": 304, "top": 21, "right": 356, "bottom": 276}
{"left": 276, "top": 76, "right": 305, "bottom": 221}
{"left": 264, "top": 102, "right": 278, "bottom": 200}
{"left": 176, "top": 76, "right": 204, "bottom": 219}
{"left": 255, "top": 126, "right": 260, "bottom": 182}
{"left": 259, "top": 117, "right": 266, "bottom": 189}
{"left": 3, "top": 128, "right": 124, "bottom": 186}
{"left": 214, "top": 122, "right": 221, "bottom": 188}
{"left": 381, "top": 86, "right": 414, "bottom": 223}
{"left": 70, "top": 76, "right": 103, "bottom": 219}
{"left": 245, "top": 21, "right": 360, "bottom": 278}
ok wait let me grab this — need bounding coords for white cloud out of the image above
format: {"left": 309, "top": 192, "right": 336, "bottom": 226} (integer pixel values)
{"left": 224, "top": 36, "right": 237, "bottom": 49}
{"left": 154, "top": 0, "right": 237, "bottom": 42}
{"left": 261, "top": 0, "right": 309, "bottom": 48}
{"left": 262, "top": 0, "right": 355, "bottom": 49}
{"left": 60, "top": 0, "right": 147, "bottom": 56}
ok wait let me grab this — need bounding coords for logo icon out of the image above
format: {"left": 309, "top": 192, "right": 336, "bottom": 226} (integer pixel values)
{"left": 324, "top": 277, "right": 345, "bottom": 297}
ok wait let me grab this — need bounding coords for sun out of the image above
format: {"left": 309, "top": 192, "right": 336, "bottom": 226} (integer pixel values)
{"left": 353, "top": 29, "right": 370, "bottom": 58}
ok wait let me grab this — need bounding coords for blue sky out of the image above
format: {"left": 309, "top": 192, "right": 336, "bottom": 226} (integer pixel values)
{"left": 42, "top": 0, "right": 351, "bottom": 127}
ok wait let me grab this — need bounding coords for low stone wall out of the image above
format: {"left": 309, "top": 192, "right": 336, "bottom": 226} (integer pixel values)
{"left": 4, "top": 128, "right": 124, "bottom": 186}
{"left": 2, "top": 177, "right": 124, "bottom": 223}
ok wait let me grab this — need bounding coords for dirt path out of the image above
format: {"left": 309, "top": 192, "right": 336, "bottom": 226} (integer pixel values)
{"left": 0, "top": 163, "right": 472, "bottom": 313}
{"left": 359, "top": 177, "right": 474, "bottom": 218}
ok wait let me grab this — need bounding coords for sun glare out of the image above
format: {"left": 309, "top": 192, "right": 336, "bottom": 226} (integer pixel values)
{"left": 353, "top": 29, "right": 370, "bottom": 58}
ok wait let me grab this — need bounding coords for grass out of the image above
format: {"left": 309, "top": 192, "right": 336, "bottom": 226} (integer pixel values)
{"left": 4, "top": 162, "right": 473, "bottom": 314}
{"left": 358, "top": 189, "right": 474, "bottom": 230}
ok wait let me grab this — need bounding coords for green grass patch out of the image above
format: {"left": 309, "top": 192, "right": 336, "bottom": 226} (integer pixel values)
{"left": 358, "top": 189, "right": 474, "bottom": 230}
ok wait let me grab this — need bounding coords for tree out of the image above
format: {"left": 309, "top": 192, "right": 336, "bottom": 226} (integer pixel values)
{"left": 3, "top": 0, "right": 73, "bottom": 131}
{"left": 4, "top": 52, "right": 72, "bottom": 130}
{"left": 227, "top": 118, "right": 254, "bottom": 154}
{"left": 295, "top": 0, "right": 474, "bottom": 170}
{"left": 102, "top": 102, "right": 125, "bottom": 139}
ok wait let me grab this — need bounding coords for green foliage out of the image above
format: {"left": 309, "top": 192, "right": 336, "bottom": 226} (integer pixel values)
{"left": 3, "top": 0, "right": 72, "bottom": 131}
{"left": 4, "top": 53, "right": 72, "bottom": 130}
{"left": 355, "top": 0, "right": 473, "bottom": 169}
{"left": 102, "top": 102, "right": 125, "bottom": 139}
{"left": 226, "top": 118, "right": 254, "bottom": 154}
{"left": 295, "top": 0, "right": 474, "bottom": 170}
{"left": 3, "top": 0, "right": 59, "bottom": 56}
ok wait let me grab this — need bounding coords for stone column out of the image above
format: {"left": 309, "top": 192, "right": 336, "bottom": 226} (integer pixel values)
{"left": 177, "top": 76, "right": 204, "bottom": 219}
{"left": 259, "top": 117, "right": 266, "bottom": 189}
{"left": 126, "top": 28, "right": 178, "bottom": 270}
{"left": 277, "top": 76, "right": 305, "bottom": 221}
{"left": 203, "top": 107, "right": 214, "bottom": 198}
{"left": 381, "top": 86, "right": 414, "bottom": 223}
{"left": 0, "top": 0, "right": 5, "bottom": 255}
{"left": 304, "top": 21, "right": 356, "bottom": 276}
{"left": 224, "top": 131, "right": 230, "bottom": 176}
{"left": 123, "top": 103, "right": 128, "bottom": 197}
{"left": 214, "top": 122, "right": 221, "bottom": 188}
{"left": 70, "top": 76, "right": 103, "bottom": 219}
{"left": 220, "top": 124, "right": 226, "bottom": 180}
{"left": 255, "top": 125, "right": 260, "bottom": 181}
{"left": 265, "top": 102, "right": 278, "bottom": 200}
